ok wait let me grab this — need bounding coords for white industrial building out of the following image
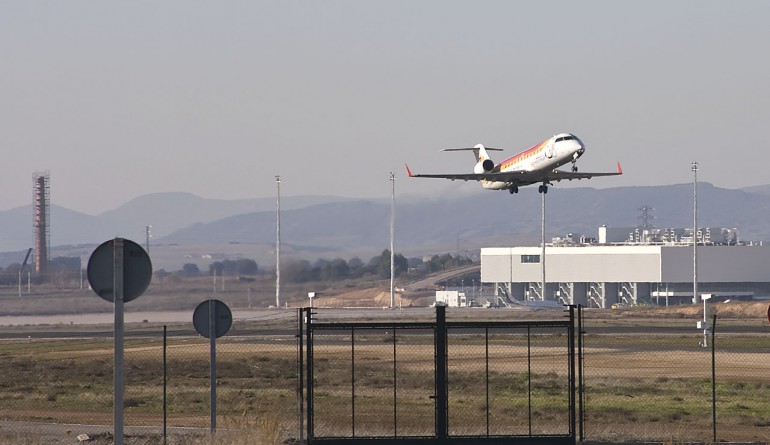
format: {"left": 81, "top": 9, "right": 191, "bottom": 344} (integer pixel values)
{"left": 481, "top": 227, "right": 770, "bottom": 308}
{"left": 435, "top": 291, "right": 470, "bottom": 307}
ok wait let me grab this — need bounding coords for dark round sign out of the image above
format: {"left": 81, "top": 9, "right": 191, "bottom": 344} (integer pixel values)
{"left": 87, "top": 238, "right": 152, "bottom": 303}
{"left": 193, "top": 299, "right": 233, "bottom": 338}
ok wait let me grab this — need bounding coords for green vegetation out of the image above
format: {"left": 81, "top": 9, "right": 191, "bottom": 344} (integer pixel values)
{"left": 264, "top": 250, "right": 472, "bottom": 283}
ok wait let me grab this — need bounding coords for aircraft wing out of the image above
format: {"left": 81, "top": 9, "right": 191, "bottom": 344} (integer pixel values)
{"left": 405, "top": 162, "right": 622, "bottom": 184}
{"left": 541, "top": 162, "right": 623, "bottom": 183}
{"left": 406, "top": 171, "right": 499, "bottom": 181}
{"left": 405, "top": 164, "right": 506, "bottom": 181}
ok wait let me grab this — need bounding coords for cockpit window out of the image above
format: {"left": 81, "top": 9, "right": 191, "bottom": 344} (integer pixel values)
{"left": 555, "top": 135, "right": 575, "bottom": 143}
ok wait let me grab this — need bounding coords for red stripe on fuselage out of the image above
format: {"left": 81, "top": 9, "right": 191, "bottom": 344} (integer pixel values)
{"left": 497, "top": 139, "right": 549, "bottom": 171}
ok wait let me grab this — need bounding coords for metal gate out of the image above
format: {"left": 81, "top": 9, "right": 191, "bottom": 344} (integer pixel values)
{"left": 299, "top": 305, "right": 581, "bottom": 445}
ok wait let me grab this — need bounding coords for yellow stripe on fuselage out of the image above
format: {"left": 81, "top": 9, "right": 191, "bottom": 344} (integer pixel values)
{"left": 499, "top": 139, "right": 548, "bottom": 172}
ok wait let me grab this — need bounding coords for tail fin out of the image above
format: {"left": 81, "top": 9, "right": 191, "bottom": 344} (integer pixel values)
{"left": 475, "top": 144, "right": 491, "bottom": 162}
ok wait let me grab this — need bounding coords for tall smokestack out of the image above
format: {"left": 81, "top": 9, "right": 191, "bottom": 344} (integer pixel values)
{"left": 33, "top": 172, "right": 50, "bottom": 274}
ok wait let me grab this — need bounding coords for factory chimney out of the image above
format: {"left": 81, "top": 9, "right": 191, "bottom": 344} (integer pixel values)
{"left": 33, "top": 172, "right": 50, "bottom": 274}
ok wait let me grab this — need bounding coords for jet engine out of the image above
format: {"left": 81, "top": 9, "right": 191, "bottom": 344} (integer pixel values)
{"left": 474, "top": 159, "right": 494, "bottom": 174}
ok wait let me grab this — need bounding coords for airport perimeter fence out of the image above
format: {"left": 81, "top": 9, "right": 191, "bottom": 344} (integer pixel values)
{"left": 0, "top": 310, "right": 302, "bottom": 445}
{"left": 304, "top": 306, "right": 576, "bottom": 444}
{"left": 579, "top": 310, "right": 770, "bottom": 443}
{"left": 0, "top": 307, "right": 769, "bottom": 444}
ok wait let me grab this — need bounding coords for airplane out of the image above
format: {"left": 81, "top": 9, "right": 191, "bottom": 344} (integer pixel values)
{"left": 405, "top": 133, "right": 622, "bottom": 194}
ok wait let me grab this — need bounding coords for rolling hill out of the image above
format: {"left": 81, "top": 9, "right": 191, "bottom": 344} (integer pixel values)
{"left": 3, "top": 183, "right": 770, "bottom": 270}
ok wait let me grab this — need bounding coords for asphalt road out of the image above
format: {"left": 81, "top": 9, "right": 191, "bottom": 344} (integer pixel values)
{"left": 0, "top": 306, "right": 766, "bottom": 339}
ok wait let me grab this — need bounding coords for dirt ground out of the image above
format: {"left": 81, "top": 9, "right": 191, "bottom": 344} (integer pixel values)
{"left": 611, "top": 300, "right": 770, "bottom": 319}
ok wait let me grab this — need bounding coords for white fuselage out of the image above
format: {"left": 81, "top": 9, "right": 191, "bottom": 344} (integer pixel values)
{"left": 482, "top": 133, "right": 585, "bottom": 190}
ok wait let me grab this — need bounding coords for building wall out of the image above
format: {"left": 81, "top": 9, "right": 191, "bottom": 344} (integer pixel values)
{"left": 481, "top": 248, "right": 515, "bottom": 284}
{"left": 661, "top": 246, "right": 770, "bottom": 282}
{"left": 435, "top": 291, "right": 467, "bottom": 307}
{"left": 482, "top": 246, "right": 662, "bottom": 283}
{"left": 482, "top": 245, "right": 770, "bottom": 284}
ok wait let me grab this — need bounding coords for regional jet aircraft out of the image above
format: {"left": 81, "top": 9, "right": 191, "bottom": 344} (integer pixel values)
{"left": 405, "top": 133, "right": 622, "bottom": 194}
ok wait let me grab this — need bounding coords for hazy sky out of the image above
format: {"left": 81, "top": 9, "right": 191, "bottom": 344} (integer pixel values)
{"left": 2, "top": 1, "right": 769, "bottom": 215}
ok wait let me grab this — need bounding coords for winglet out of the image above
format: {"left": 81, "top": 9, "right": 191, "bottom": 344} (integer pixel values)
{"left": 405, "top": 163, "right": 414, "bottom": 177}
{"left": 617, "top": 162, "right": 623, "bottom": 174}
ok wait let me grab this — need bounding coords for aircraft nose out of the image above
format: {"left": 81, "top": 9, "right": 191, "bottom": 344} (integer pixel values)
{"left": 569, "top": 141, "right": 585, "bottom": 157}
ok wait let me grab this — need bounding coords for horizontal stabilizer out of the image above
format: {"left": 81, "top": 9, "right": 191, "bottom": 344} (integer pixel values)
{"left": 442, "top": 147, "right": 503, "bottom": 152}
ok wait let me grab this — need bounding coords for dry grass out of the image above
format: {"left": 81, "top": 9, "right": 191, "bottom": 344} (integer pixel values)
{"left": 0, "top": 411, "right": 289, "bottom": 445}
{"left": 1, "top": 296, "right": 769, "bottom": 442}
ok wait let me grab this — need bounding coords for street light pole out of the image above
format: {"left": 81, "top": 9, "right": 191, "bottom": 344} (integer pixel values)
{"left": 276, "top": 175, "right": 281, "bottom": 308}
{"left": 390, "top": 172, "right": 395, "bottom": 309}
{"left": 541, "top": 190, "right": 546, "bottom": 301}
{"left": 692, "top": 162, "right": 698, "bottom": 305}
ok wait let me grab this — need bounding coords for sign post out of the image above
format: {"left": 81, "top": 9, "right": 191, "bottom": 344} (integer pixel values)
{"left": 193, "top": 299, "right": 233, "bottom": 438}
{"left": 87, "top": 238, "right": 152, "bottom": 445}
{"left": 113, "top": 238, "right": 124, "bottom": 443}
{"left": 209, "top": 299, "right": 216, "bottom": 434}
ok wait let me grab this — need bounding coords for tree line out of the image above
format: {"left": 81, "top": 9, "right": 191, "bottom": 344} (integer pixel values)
{"left": 0, "top": 257, "right": 82, "bottom": 285}
{"left": 0, "top": 251, "right": 473, "bottom": 286}
{"left": 154, "top": 258, "right": 258, "bottom": 279}
{"left": 151, "top": 250, "right": 471, "bottom": 283}
{"left": 280, "top": 250, "right": 471, "bottom": 283}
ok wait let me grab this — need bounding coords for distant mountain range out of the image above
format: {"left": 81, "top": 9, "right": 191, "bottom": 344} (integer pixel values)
{"left": 2, "top": 183, "right": 770, "bottom": 269}
{"left": 0, "top": 193, "right": 357, "bottom": 251}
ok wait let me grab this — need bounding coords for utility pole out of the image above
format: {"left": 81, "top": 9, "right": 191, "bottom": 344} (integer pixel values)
{"left": 390, "top": 172, "right": 395, "bottom": 309}
{"left": 276, "top": 175, "right": 282, "bottom": 308}
{"left": 692, "top": 162, "right": 698, "bottom": 305}
{"left": 145, "top": 226, "right": 151, "bottom": 254}
{"left": 541, "top": 191, "right": 546, "bottom": 301}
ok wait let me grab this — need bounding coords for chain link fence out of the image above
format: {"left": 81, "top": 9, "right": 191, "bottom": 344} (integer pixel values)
{"left": 0, "top": 311, "right": 300, "bottom": 444}
{"left": 581, "top": 310, "right": 770, "bottom": 443}
{"left": 309, "top": 326, "right": 437, "bottom": 439}
{"left": 304, "top": 308, "right": 577, "bottom": 444}
{"left": 445, "top": 326, "right": 573, "bottom": 438}
{"left": 0, "top": 307, "right": 768, "bottom": 444}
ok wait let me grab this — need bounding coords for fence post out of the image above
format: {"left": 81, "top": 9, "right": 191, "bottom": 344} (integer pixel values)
{"left": 568, "top": 305, "right": 577, "bottom": 442}
{"left": 297, "top": 308, "right": 304, "bottom": 444}
{"left": 527, "top": 324, "right": 532, "bottom": 435}
{"left": 711, "top": 314, "right": 717, "bottom": 443}
{"left": 163, "top": 325, "right": 167, "bottom": 445}
{"left": 392, "top": 325, "right": 397, "bottom": 437}
{"left": 305, "top": 307, "right": 314, "bottom": 442}
{"left": 351, "top": 327, "right": 356, "bottom": 437}
{"left": 485, "top": 326, "right": 490, "bottom": 437}
{"left": 578, "top": 305, "right": 585, "bottom": 442}
{"left": 434, "top": 305, "right": 447, "bottom": 439}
